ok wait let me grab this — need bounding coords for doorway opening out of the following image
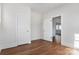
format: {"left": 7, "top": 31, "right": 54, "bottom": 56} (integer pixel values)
{"left": 52, "top": 16, "right": 61, "bottom": 44}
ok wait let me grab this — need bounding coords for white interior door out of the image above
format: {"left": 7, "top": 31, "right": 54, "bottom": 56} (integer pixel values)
{"left": 17, "top": 7, "right": 31, "bottom": 45}
{"left": 17, "top": 16, "right": 31, "bottom": 45}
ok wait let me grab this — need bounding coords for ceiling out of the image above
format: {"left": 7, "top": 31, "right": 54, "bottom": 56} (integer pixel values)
{"left": 26, "top": 3, "right": 65, "bottom": 13}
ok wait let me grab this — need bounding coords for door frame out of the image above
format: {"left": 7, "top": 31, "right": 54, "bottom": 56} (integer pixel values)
{"left": 52, "top": 16, "right": 61, "bottom": 44}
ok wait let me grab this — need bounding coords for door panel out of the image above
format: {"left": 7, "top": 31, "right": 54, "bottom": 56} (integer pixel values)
{"left": 17, "top": 7, "right": 31, "bottom": 45}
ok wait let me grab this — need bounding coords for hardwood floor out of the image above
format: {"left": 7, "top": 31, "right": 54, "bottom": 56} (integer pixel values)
{"left": 0, "top": 39, "right": 79, "bottom": 55}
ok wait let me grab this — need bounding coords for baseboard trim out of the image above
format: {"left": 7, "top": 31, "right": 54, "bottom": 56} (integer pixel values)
{"left": 31, "top": 39, "right": 42, "bottom": 42}
{"left": 31, "top": 39, "right": 52, "bottom": 43}
{"left": 1, "top": 39, "right": 52, "bottom": 51}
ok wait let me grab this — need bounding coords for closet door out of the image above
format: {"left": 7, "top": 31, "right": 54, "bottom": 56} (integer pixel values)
{"left": 17, "top": 6, "right": 31, "bottom": 45}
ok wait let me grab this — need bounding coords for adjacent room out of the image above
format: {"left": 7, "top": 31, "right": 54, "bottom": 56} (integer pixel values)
{"left": 0, "top": 3, "right": 79, "bottom": 55}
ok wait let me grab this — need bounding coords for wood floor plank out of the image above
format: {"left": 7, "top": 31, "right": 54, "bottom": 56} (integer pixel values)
{"left": 0, "top": 39, "right": 79, "bottom": 55}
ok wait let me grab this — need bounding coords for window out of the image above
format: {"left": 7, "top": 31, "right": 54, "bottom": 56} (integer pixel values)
{"left": 59, "top": 25, "right": 61, "bottom": 30}
{"left": 56, "top": 25, "right": 59, "bottom": 30}
{"left": 56, "top": 23, "right": 61, "bottom": 35}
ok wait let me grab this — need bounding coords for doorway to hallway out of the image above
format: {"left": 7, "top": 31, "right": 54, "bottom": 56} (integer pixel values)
{"left": 52, "top": 16, "right": 61, "bottom": 44}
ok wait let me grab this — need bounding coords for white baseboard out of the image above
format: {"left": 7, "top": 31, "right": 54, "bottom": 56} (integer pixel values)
{"left": 28, "top": 41, "right": 31, "bottom": 44}
{"left": 61, "top": 41, "right": 74, "bottom": 48}
{"left": 43, "top": 39, "right": 52, "bottom": 42}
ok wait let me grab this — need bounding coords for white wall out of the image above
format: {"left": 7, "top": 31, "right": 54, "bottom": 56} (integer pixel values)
{"left": 43, "top": 14, "right": 53, "bottom": 41}
{"left": 0, "top": 3, "right": 31, "bottom": 50}
{"left": 1, "top": 4, "right": 18, "bottom": 49}
{"left": 43, "top": 4, "right": 79, "bottom": 48}
{"left": 31, "top": 11, "right": 43, "bottom": 40}
{"left": 0, "top": 4, "right": 3, "bottom": 50}
{"left": 0, "top": 4, "right": 1, "bottom": 24}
